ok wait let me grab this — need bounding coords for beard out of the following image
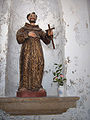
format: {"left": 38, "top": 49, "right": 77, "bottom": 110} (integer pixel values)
{"left": 29, "top": 21, "right": 36, "bottom": 23}
{"left": 29, "top": 19, "right": 36, "bottom": 23}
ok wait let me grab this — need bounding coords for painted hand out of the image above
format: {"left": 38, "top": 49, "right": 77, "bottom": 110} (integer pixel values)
{"left": 48, "top": 30, "right": 53, "bottom": 36}
{"left": 28, "top": 32, "right": 37, "bottom": 37}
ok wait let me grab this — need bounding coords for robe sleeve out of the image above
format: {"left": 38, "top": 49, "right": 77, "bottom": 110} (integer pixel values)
{"left": 39, "top": 30, "right": 51, "bottom": 45}
{"left": 16, "top": 27, "right": 29, "bottom": 44}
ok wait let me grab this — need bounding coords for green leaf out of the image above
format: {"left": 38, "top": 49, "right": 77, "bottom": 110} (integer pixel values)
{"left": 53, "top": 77, "right": 56, "bottom": 80}
{"left": 56, "top": 78, "right": 58, "bottom": 81}
{"left": 54, "top": 63, "right": 58, "bottom": 65}
{"left": 53, "top": 72, "right": 56, "bottom": 76}
{"left": 59, "top": 79, "right": 63, "bottom": 82}
{"left": 59, "top": 64, "right": 62, "bottom": 68}
{"left": 63, "top": 78, "right": 67, "bottom": 81}
{"left": 58, "top": 79, "right": 62, "bottom": 82}
{"left": 60, "top": 77, "right": 62, "bottom": 80}
{"left": 55, "top": 67, "right": 58, "bottom": 69}
{"left": 56, "top": 70, "right": 59, "bottom": 73}
{"left": 59, "top": 69, "right": 62, "bottom": 71}
{"left": 60, "top": 83, "right": 63, "bottom": 86}
{"left": 53, "top": 80, "right": 57, "bottom": 82}
{"left": 59, "top": 81, "right": 64, "bottom": 86}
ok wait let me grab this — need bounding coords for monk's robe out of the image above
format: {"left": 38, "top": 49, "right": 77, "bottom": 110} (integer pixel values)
{"left": 16, "top": 23, "right": 51, "bottom": 91}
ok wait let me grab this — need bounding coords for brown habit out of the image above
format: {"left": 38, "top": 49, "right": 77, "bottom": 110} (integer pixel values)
{"left": 16, "top": 23, "right": 51, "bottom": 91}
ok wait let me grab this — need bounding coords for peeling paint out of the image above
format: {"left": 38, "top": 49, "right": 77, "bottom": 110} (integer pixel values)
{"left": 65, "top": 57, "right": 71, "bottom": 64}
{"left": 61, "top": 0, "right": 90, "bottom": 119}
{"left": 0, "top": 0, "right": 11, "bottom": 96}
{"left": 86, "top": 23, "right": 88, "bottom": 28}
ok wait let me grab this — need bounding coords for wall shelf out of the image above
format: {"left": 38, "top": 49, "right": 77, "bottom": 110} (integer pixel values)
{"left": 0, "top": 97, "right": 79, "bottom": 115}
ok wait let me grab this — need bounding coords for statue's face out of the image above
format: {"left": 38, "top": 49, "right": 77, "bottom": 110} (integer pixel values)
{"left": 28, "top": 13, "right": 37, "bottom": 23}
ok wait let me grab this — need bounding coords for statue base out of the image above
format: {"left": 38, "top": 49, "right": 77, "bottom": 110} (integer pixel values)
{"left": 16, "top": 89, "right": 47, "bottom": 97}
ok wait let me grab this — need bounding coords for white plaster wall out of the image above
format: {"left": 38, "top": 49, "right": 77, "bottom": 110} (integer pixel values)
{"left": 5, "top": 0, "right": 65, "bottom": 96}
{"left": 60, "top": 0, "right": 90, "bottom": 119}
{"left": 0, "top": 0, "right": 11, "bottom": 96}
{"left": 11, "top": 0, "right": 90, "bottom": 119}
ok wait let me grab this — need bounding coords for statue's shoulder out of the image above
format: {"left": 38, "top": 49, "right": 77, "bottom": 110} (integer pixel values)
{"left": 24, "top": 23, "right": 42, "bottom": 31}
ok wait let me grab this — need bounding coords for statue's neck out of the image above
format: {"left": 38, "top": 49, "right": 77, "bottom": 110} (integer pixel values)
{"left": 30, "top": 23, "right": 35, "bottom": 26}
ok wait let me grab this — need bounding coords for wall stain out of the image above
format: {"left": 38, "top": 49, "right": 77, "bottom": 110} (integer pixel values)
{"left": 86, "top": 23, "right": 88, "bottom": 28}
{"left": 44, "top": 70, "right": 48, "bottom": 73}
{"left": 65, "top": 57, "right": 71, "bottom": 64}
{"left": 70, "top": 79, "right": 76, "bottom": 85}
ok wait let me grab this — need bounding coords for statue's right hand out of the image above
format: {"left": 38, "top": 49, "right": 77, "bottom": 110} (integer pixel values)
{"left": 28, "top": 32, "right": 37, "bottom": 37}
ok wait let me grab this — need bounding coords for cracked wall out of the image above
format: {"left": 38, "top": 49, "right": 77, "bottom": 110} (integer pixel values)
{"left": 0, "top": 0, "right": 11, "bottom": 96}
{"left": 61, "top": 0, "right": 90, "bottom": 119}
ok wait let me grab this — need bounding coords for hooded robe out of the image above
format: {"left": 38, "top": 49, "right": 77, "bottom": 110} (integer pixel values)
{"left": 16, "top": 23, "right": 51, "bottom": 91}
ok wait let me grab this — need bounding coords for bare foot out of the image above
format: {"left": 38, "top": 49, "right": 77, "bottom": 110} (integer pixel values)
{"left": 19, "top": 88, "right": 27, "bottom": 92}
{"left": 39, "top": 88, "right": 45, "bottom": 92}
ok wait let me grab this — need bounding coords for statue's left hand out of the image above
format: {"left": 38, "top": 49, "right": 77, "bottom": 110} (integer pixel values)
{"left": 48, "top": 30, "right": 53, "bottom": 36}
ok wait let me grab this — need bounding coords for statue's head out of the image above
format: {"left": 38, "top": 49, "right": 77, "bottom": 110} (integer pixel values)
{"left": 27, "top": 12, "right": 37, "bottom": 23}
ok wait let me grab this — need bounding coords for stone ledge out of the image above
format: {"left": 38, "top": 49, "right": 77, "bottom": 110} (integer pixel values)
{"left": 0, "top": 97, "right": 79, "bottom": 115}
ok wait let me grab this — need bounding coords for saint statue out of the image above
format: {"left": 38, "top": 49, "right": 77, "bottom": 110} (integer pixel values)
{"left": 16, "top": 12, "right": 53, "bottom": 97}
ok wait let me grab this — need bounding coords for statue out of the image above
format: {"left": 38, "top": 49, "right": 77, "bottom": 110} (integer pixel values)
{"left": 16, "top": 12, "right": 54, "bottom": 97}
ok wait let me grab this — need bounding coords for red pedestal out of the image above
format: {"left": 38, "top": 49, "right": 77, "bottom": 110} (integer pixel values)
{"left": 16, "top": 89, "right": 47, "bottom": 97}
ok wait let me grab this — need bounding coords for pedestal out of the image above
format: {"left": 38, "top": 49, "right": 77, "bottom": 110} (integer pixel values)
{"left": 16, "top": 89, "right": 47, "bottom": 97}
{"left": 0, "top": 97, "right": 80, "bottom": 115}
